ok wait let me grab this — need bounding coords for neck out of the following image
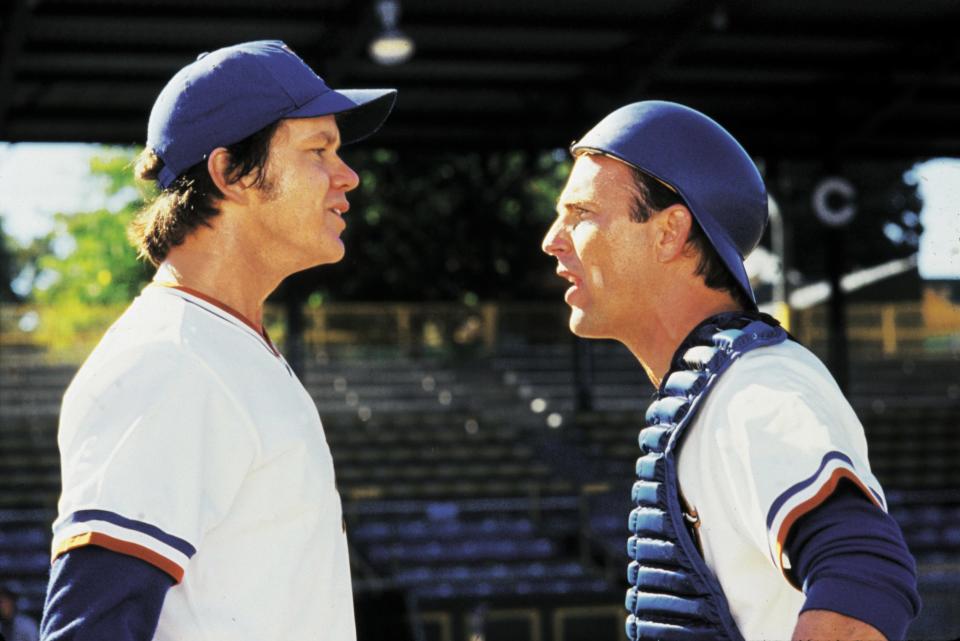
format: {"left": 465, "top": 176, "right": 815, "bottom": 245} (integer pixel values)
{"left": 155, "top": 226, "right": 283, "bottom": 328}
{"left": 620, "top": 288, "right": 741, "bottom": 388}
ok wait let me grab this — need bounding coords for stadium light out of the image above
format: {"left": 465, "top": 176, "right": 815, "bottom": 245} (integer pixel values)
{"left": 369, "top": 0, "right": 415, "bottom": 66}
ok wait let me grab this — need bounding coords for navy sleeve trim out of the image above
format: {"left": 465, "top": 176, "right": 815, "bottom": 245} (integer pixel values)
{"left": 40, "top": 546, "right": 174, "bottom": 641}
{"left": 786, "top": 481, "right": 921, "bottom": 641}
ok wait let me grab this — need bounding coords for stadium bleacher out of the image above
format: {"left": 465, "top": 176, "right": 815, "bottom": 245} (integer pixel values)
{"left": 1, "top": 339, "right": 957, "bottom": 639}
{"left": 490, "top": 339, "right": 960, "bottom": 639}
{"left": 0, "top": 509, "right": 52, "bottom": 617}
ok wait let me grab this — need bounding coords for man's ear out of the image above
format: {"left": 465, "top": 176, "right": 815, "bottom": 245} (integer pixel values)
{"left": 656, "top": 205, "right": 694, "bottom": 262}
{"left": 207, "top": 148, "right": 248, "bottom": 204}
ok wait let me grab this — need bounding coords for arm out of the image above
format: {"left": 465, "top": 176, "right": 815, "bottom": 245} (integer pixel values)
{"left": 785, "top": 482, "right": 921, "bottom": 641}
{"left": 49, "top": 350, "right": 256, "bottom": 640}
{"left": 40, "top": 546, "right": 173, "bottom": 641}
{"left": 792, "top": 610, "right": 886, "bottom": 641}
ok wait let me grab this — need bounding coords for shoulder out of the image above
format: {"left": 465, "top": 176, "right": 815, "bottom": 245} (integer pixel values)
{"left": 94, "top": 285, "right": 244, "bottom": 355}
{"left": 700, "top": 340, "right": 856, "bottom": 431}
{"left": 721, "top": 339, "right": 840, "bottom": 397}
{"left": 682, "top": 337, "right": 878, "bottom": 509}
{"left": 60, "top": 295, "right": 257, "bottom": 451}
{"left": 71, "top": 287, "right": 203, "bottom": 381}
{"left": 67, "top": 285, "right": 267, "bottom": 402}
{"left": 679, "top": 338, "right": 887, "bottom": 575}
{"left": 689, "top": 339, "right": 871, "bottom": 470}
{"left": 65, "top": 316, "right": 224, "bottom": 412}
{"left": 15, "top": 612, "right": 39, "bottom": 629}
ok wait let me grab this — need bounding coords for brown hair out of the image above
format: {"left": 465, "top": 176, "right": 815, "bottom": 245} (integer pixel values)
{"left": 129, "top": 121, "right": 281, "bottom": 265}
{"left": 616, "top": 158, "right": 753, "bottom": 309}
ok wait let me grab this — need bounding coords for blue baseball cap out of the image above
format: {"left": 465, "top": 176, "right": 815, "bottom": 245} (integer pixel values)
{"left": 571, "top": 101, "right": 767, "bottom": 308}
{"left": 146, "top": 40, "right": 397, "bottom": 188}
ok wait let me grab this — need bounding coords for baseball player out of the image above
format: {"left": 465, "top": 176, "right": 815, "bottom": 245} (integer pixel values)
{"left": 39, "top": 41, "right": 395, "bottom": 641}
{"left": 542, "top": 102, "right": 920, "bottom": 640}
{"left": 1, "top": 586, "right": 39, "bottom": 641}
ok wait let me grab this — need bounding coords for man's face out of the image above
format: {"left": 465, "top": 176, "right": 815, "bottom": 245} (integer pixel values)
{"left": 246, "top": 115, "right": 359, "bottom": 270}
{"left": 542, "top": 154, "right": 661, "bottom": 339}
{"left": 0, "top": 593, "right": 14, "bottom": 620}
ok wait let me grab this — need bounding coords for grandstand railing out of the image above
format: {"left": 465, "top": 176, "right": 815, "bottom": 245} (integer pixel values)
{"left": 792, "top": 293, "right": 960, "bottom": 358}
{"left": 2, "top": 295, "right": 957, "bottom": 364}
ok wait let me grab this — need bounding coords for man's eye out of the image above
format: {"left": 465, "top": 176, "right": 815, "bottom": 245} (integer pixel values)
{"left": 313, "top": 148, "right": 327, "bottom": 156}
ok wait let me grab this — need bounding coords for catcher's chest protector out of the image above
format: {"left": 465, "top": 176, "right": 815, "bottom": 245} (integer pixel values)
{"left": 626, "top": 313, "right": 788, "bottom": 641}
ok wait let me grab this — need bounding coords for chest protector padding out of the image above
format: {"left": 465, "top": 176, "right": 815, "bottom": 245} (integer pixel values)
{"left": 625, "top": 313, "right": 788, "bottom": 641}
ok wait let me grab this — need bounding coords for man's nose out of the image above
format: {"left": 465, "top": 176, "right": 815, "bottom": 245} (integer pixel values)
{"left": 542, "top": 219, "right": 568, "bottom": 256}
{"left": 336, "top": 159, "right": 360, "bottom": 192}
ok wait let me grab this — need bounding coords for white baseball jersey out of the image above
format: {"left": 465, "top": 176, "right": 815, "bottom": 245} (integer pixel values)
{"left": 51, "top": 283, "right": 356, "bottom": 641}
{"left": 677, "top": 339, "right": 886, "bottom": 640}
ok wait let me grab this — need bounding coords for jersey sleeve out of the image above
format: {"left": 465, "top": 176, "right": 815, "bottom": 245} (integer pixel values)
{"left": 690, "top": 346, "right": 886, "bottom": 579}
{"left": 787, "top": 483, "right": 921, "bottom": 639}
{"left": 41, "top": 545, "right": 175, "bottom": 641}
{"left": 51, "top": 347, "right": 259, "bottom": 583}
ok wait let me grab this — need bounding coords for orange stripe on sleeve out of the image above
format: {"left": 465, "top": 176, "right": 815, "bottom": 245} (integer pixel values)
{"left": 774, "top": 467, "right": 882, "bottom": 574}
{"left": 52, "top": 532, "right": 185, "bottom": 583}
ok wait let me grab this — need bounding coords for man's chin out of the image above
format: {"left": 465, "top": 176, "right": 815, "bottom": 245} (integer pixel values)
{"left": 310, "top": 242, "right": 346, "bottom": 268}
{"left": 568, "top": 308, "right": 603, "bottom": 339}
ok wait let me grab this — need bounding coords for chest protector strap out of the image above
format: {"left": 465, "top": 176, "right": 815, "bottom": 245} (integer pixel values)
{"left": 625, "top": 313, "right": 788, "bottom": 641}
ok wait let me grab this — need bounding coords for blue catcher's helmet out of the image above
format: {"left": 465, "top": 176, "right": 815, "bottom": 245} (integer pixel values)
{"left": 572, "top": 101, "right": 767, "bottom": 308}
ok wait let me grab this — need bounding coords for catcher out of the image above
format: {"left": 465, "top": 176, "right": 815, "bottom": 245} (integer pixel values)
{"left": 542, "top": 101, "right": 921, "bottom": 641}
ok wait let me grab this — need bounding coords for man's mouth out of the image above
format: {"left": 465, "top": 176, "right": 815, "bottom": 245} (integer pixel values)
{"left": 556, "top": 268, "right": 585, "bottom": 305}
{"left": 556, "top": 268, "right": 581, "bottom": 287}
{"left": 328, "top": 201, "right": 350, "bottom": 218}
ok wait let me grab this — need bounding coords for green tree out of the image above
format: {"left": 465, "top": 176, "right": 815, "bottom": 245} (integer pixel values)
{"left": 279, "top": 147, "right": 571, "bottom": 304}
{"left": 28, "top": 148, "right": 153, "bottom": 347}
{"left": 34, "top": 207, "right": 149, "bottom": 306}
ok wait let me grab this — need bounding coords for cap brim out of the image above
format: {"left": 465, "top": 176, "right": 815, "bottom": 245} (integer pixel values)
{"left": 287, "top": 88, "right": 397, "bottom": 144}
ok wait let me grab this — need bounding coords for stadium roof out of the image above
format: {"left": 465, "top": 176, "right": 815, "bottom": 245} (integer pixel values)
{"left": 2, "top": 0, "right": 959, "bottom": 159}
